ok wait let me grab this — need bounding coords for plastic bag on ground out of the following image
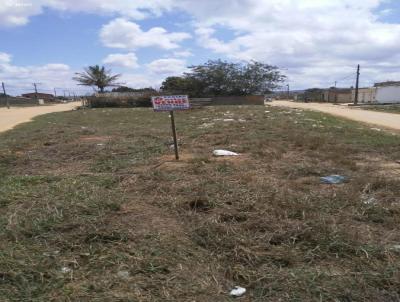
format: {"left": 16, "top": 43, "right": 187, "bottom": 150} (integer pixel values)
{"left": 213, "top": 150, "right": 239, "bottom": 156}
{"left": 229, "top": 286, "right": 246, "bottom": 297}
{"left": 320, "top": 175, "right": 347, "bottom": 184}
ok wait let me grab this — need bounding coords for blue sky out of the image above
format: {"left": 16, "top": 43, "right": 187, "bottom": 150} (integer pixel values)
{"left": 1, "top": 0, "right": 400, "bottom": 95}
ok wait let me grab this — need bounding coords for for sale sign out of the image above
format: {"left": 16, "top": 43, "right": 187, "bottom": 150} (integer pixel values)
{"left": 151, "top": 95, "right": 190, "bottom": 111}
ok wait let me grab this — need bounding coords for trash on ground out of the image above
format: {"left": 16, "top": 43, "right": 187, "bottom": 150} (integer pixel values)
{"left": 223, "top": 119, "right": 235, "bottom": 122}
{"left": 362, "top": 196, "right": 377, "bottom": 205}
{"left": 117, "top": 270, "right": 130, "bottom": 279}
{"left": 370, "top": 128, "right": 382, "bottom": 132}
{"left": 390, "top": 245, "right": 400, "bottom": 252}
{"left": 265, "top": 110, "right": 270, "bottom": 113}
{"left": 61, "top": 267, "right": 72, "bottom": 273}
{"left": 320, "top": 175, "right": 347, "bottom": 184}
{"left": 213, "top": 150, "right": 239, "bottom": 157}
{"left": 198, "top": 122, "right": 215, "bottom": 129}
{"left": 229, "top": 286, "right": 246, "bottom": 297}
{"left": 238, "top": 119, "right": 246, "bottom": 122}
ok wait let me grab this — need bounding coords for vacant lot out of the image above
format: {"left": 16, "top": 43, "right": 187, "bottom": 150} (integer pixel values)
{"left": 0, "top": 106, "right": 399, "bottom": 301}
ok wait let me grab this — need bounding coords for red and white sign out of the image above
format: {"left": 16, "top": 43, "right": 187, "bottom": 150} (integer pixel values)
{"left": 151, "top": 95, "right": 190, "bottom": 111}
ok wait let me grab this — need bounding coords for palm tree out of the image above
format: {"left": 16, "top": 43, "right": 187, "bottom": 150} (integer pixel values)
{"left": 73, "top": 65, "right": 121, "bottom": 93}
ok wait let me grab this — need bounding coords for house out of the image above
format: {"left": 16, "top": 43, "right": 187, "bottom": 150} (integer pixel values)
{"left": 351, "top": 87, "right": 376, "bottom": 104}
{"left": 373, "top": 82, "right": 400, "bottom": 104}
{"left": 21, "top": 92, "right": 54, "bottom": 101}
{"left": 304, "top": 88, "right": 325, "bottom": 102}
{"left": 323, "top": 88, "right": 352, "bottom": 103}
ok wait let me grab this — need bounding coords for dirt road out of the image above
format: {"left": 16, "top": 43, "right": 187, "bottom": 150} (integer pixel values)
{"left": 0, "top": 102, "right": 80, "bottom": 133}
{"left": 270, "top": 101, "right": 400, "bottom": 131}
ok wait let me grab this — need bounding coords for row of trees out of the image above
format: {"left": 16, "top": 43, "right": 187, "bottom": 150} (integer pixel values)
{"left": 161, "top": 60, "right": 285, "bottom": 97}
{"left": 73, "top": 60, "right": 286, "bottom": 96}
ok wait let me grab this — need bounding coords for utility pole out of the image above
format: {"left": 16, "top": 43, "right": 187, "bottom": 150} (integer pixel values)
{"left": 354, "top": 64, "right": 360, "bottom": 105}
{"left": 334, "top": 81, "right": 337, "bottom": 88}
{"left": 287, "top": 84, "right": 290, "bottom": 100}
{"left": 2, "top": 82, "right": 9, "bottom": 109}
{"left": 33, "top": 83, "right": 38, "bottom": 99}
{"left": 54, "top": 88, "right": 57, "bottom": 98}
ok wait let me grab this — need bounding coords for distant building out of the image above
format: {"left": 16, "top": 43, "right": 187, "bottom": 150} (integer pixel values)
{"left": 304, "top": 88, "right": 325, "bottom": 102}
{"left": 374, "top": 81, "right": 400, "bottom": 87}
{"left": 351, "top": 87, "right": 376, "bottom": 104}
{"left": 323, "top": 88, "right": 352, "bottom": 103}
{"left": 21, "top": 92, "right": 54, "bottom": 100}
{"left": 374, "top": 82, "right": 400, "bottom": 104}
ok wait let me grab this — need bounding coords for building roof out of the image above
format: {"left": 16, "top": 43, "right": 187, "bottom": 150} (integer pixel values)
{"left": 325, "top": 88, "right": 352, "bottom": 93}
{"left": 374, "top": 81, "right": 400, "bottom": 87}
{"left": 21, "top": 92, "right": 54, "bottom": 98}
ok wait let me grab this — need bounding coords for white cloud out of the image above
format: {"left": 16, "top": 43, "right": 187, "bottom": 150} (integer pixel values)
{"left": 0, "top": 0, "right": 177, "bottom": 27}
{"left": 119, "top": 73, "right": 155, "bottom": 88}
{"left": 147, "top": 58, "right": 187, "bottom": 75}
{"left": 0, "top": 52, "right": 12, "bottom": 64}
{"left": 2, "top": 0, "right": 400, "bottom": 89}
{"left": 178, "top": 0, "right": 400, "bottom": 88}
{"left": 0, "top": 1, "right": 42, "bottom": 27}
{"left": 102, "top": 52, "right": 139, "bottom": 68}
{"left": 100, "top": 18, "right": 191, "bottom": 50}
{"left": 0, "top": 53, "right": 88, "bottom": 95}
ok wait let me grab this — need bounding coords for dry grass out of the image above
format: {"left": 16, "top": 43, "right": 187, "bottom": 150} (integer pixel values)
{"left": 0, "top": 106, "right": 399, "bottom": 301}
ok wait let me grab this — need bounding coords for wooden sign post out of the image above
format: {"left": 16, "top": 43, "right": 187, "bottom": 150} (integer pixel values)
{"left": 151, "top": 95, "right": 190, "bottom": 160}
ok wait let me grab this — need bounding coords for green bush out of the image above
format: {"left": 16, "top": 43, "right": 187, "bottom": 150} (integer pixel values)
{"left": 87, "top": 96, "right": 152, "bottom": 108}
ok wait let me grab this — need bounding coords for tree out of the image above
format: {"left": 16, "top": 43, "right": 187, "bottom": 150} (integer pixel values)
{"left": 112, "top": 86, "right": 157, "bottom": 93}
{"left": 73, "top": 65, "right": 121, "bottom": 93}
{"left": 161, "top": 60, "right": 285, "bottom": 97}
{"left": 161, "top": 77, "right": 191, "bottom": 94}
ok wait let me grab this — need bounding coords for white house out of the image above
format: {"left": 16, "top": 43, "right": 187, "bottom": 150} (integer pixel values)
{"left": 351, "top": 87, "right": 376, "bottom": 104}
{"left": 374, "top": 82, "right": 400, "bottom": 104}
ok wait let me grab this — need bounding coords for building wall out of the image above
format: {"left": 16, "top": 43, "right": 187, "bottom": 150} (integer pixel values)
{"left": 375, "top": 86, "right": 400, "bottom": 104}
{"left": 0, "top": 97, "right": 39, "bottom": 106}
{"left": 324, "top": 90, "right": 352, "bottom": 103}
{"left": 335, "top": 92, "right": 352, "bottom": 103}
{"left": 351, "top": 88, "right": 376, "bottom": 103}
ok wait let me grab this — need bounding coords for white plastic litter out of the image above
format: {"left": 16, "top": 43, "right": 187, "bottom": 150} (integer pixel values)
{"left": 230, "top": 286, "right": 246, "bottom": 297}
{"left": 223, "top": 119, "right": 235, "bottom": 122}
{"left": 391, "top": 245, "right": 400, "bottom": 251}
{"left": 362, "top": 196, "right": 377, "bottom": 205}
{"left": 213, "top": 150, "right": 239, "bottom": 156}
{"left": 199, "top": 122, "right": 215, "bottom": 129}
{"left": 61, "top": 267, "right": 71, "bottom": 273}
{"left": 117, "top": 270, "right": 130, "bottom": 279}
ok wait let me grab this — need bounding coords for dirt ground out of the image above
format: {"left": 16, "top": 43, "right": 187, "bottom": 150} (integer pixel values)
{"left": 0, "top": 102, "right": 80, "bottom": 133}
{"left": 271, "top": 100, "right": 400, "bottom": 131}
